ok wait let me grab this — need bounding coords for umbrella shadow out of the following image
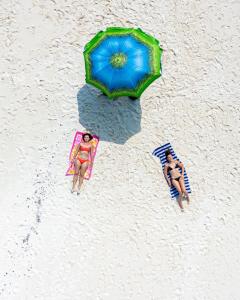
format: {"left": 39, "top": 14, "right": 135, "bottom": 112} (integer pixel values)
{"left": 77, "top": 85, "right": 142, "bottom": 144}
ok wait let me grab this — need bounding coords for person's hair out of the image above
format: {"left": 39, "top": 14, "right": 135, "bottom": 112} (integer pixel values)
{"left": 165, "top": 149, "right": 171, "bottom": 161}
{"left": 82, "top": 133, "right": 93, "bottom": 141}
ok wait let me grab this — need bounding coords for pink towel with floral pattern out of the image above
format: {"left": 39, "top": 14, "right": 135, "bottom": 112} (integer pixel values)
{"left": 65, "top": 131, "right": 99, "bottom": 180}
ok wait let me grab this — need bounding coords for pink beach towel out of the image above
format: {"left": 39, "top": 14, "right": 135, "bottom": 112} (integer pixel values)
{"left": 65, "top": 131, "right": 99, "bottom": 180}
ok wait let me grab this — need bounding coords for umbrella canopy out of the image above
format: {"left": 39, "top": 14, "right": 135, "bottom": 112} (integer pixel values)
{"left": 84, "top": 27, "right": 162, "bottom": 99}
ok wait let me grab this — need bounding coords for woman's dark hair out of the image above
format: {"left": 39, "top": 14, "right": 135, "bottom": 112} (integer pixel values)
{"left": 82, "top": 133, "right": 93, "bottom": 141}
{"left": 165, "top": 149, "right": 171, "bottom": 160}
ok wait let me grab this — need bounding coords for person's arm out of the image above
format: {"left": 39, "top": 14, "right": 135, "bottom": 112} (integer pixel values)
{"left": 72, "top": 144, "right": 80, "bottom": 162}
{"left": 164, "top": 165, "right": 171, "bottom": 187}
{"left": 89, "top": 145, "right": 94, "bottom": 165}
{"left": 178, "top": 161, "right": 184, "bottom": 177}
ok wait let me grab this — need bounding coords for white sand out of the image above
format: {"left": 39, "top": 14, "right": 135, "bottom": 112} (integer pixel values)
{"left": 1, "top": 0, "right": 240, "bottom": 299}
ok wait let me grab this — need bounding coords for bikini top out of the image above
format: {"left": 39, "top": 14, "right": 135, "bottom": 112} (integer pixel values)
{"left": 168, "top": 161, "right": 180, "bottom": 171}
{"left": 79, "top": 144, "right": 91, "bottom": 152}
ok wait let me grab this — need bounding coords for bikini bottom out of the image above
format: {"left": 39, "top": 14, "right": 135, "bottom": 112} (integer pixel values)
{"left": 77, "top": 157, "right": 89, "bottom": 164}
{"left": 172, "top": 176, "right": 181, "bottom": 182}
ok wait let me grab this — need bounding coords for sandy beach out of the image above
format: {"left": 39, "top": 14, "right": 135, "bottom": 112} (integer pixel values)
{"left": 0, "top": 0, "right": 240, "bottom": 299}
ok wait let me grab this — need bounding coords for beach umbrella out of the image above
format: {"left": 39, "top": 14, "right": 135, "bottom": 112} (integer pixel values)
{"left": 84, "top": 27, "right": 162, "bottom": 99}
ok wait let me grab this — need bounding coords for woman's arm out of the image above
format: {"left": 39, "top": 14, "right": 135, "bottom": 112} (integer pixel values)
{"left": 178, "top": 161, "right": 184, "bottom": 177}
{"left": 72, "top": 144, "right": 80, "bottom": 161}
{"left": 164, "top": 165, "right": 171, "bottom": 187}
{"left": 89, "top": 145, "right": 94, "bottom": 164}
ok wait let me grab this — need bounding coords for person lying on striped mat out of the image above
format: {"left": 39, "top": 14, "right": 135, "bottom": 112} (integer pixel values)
{"left": 163, "top": 149, "right": 190, "bottom": 211}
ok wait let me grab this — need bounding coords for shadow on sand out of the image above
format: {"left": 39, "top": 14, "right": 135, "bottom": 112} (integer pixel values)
{"left": 77, "top": 85, "right": 142, "bottom": 144}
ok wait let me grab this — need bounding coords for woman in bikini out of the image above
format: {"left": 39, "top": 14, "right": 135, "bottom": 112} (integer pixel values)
{"left": 71, "top": 133, "right": 94, "bottom": 194}
{"left": 163, "top": 149, "right": 190, "bottom": 211}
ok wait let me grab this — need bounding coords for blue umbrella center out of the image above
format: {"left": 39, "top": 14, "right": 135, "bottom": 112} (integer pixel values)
{"left": 90, "top": 35, "right": 152, "bottom": 91}
{"left": 110, "top": 53, "right": 127, "bottom": 68}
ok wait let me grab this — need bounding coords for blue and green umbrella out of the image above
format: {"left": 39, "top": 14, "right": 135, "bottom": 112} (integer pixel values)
{"left": 84, "top": 27, "right": 163, "bottom": 99}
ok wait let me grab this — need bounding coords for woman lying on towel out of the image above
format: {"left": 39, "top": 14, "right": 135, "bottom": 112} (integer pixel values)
{"left": 71, "top": 133, "right": 94, "bottom": 194}
{"left": 164, "top": 149, "right": 190, "bottom": 210}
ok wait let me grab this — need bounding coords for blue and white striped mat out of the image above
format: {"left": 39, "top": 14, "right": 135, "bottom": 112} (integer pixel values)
{"left": 152, "top": 143, "right": 191, "bottom": 198}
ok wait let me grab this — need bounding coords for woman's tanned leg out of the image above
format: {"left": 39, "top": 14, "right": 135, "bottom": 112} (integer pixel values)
{"left": 172, "top": 179, "right": 184, "bottom": 211}
{"left": 78, "top": 161, "right": 89, "bottom": 191}
{"left": 72, "top": 159, "right": 81, "bottom": 192}
{"left": 179, "top": 177, "right": 190, "bottom": 204}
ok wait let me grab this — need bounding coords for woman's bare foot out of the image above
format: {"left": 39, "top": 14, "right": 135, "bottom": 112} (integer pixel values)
{"left": 71, "top": 185, "right": 78, "bottom": 193}
{"left": 77, "top": 186, "right": 81, "bottom": 195}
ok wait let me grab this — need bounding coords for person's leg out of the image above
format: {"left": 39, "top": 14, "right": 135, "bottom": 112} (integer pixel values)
{"left": 78, "top": 161, "right": 89, "bottom": 192}
{"left": 72, "top": 159, "right": 81, "bottom": 192}
{"left": 172, "top": 178, "right": 184, "bottom": 211}
{"left": 179, "top": 177, "right": 190, "bottom": 204}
